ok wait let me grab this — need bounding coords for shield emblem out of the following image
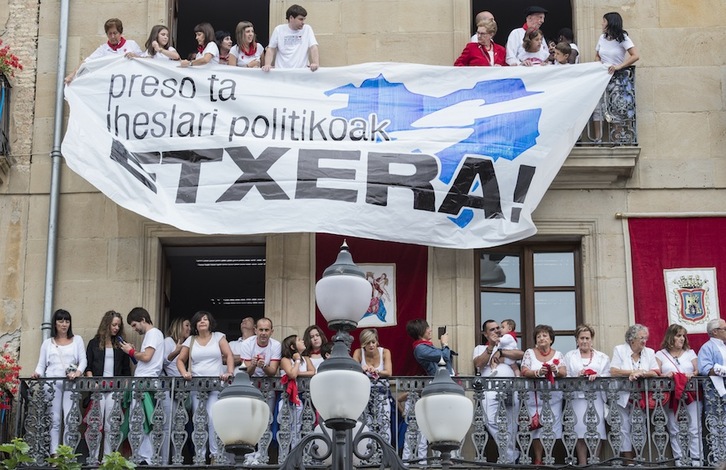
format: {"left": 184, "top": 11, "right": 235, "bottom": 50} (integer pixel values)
{"left": 678, "top": 288, "right": 706, "bottom": 322}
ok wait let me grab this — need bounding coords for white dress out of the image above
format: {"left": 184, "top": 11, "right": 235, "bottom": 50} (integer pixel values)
{"left": 655, "top": 348, "right": 701, "bottom": 463}
{"left": 522, "top": 348, "right": 565, "bottom": 438}
{"left": 563, "top": 349, "right": 611, "bottom": 439}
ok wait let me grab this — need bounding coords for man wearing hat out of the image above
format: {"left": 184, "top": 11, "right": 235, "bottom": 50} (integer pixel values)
{"left": 505, "top": 6, "right": 550, "bottom": 65}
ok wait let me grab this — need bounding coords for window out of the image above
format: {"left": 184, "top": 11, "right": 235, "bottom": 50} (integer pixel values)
{"left": 476, "top": 242, "right": 582, "bottom": 352}
{"left": 171, "top": 0, "right": 270, "bottom": 61}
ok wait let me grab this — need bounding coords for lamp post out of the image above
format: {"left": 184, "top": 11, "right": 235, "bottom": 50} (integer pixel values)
{"left": 211, "top": 366, "right": 270, "bottom": 467}
{"left": 415, "top": 360, "right": 474, "bottom": 469}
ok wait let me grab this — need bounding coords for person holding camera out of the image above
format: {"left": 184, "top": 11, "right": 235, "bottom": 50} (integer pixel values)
{"left": 405, "top": 319, "right": 453, "bottom": 376}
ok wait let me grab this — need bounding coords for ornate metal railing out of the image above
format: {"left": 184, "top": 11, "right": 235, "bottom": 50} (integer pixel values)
{"left": 14, "top": 375, "right": 726, "bottom": 468}
{"left": 578, "top": 66, "right": 637, "bottom": 146}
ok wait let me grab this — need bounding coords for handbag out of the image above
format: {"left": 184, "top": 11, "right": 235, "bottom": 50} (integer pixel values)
{"left": 530, "top": 382, "right": 542, "bottom": 430}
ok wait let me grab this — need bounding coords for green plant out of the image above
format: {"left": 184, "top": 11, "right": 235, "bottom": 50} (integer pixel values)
{"left": 0, "top": 437, "right": 33, "bottom": 469}
{"left": 45, "top": 445, "right": 81, "bottom": 470}
{"left": 97, "top": 451, "right": 136, "bottom": 470}
{"left": 0, "top": 41, "right": 21, "bottom": 78}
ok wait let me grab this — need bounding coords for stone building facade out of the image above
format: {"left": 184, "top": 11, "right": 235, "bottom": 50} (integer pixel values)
{"left": 0, "top": 0, "right": 724, "bottom": 376}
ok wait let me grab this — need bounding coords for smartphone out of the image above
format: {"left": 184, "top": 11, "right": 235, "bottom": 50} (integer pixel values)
{"left": 116, "top": 335, "right": 124, "bottom": 343}
{"left": 438, "top": 326, "right": 447, "bottom": 339}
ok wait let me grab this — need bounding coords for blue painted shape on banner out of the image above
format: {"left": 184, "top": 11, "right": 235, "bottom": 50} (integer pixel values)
{"left": 325, "top": 74, "right": 543, "bottom": 229}
{"left": 325, "top": 74, "right": 542, "bottom": 178}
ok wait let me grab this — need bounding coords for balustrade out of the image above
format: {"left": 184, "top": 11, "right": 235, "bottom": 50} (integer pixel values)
{"left": 14, "top": 375, "right": 726, "bottom": 468}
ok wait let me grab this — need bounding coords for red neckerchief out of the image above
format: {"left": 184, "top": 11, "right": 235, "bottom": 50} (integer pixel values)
{"left": 507, "top": 331, "right": 518, "bottom": 341}
{"left": 309, "top": 349, "right": 321, "bottom": 355}
{"left": 413, "top": 339, "right": 434, "bottom": 348}
{"left": 280, "top": 375, "right": 300, "bottom": 405}
{"left": 543, "top": 358, "right": 560, "bottom": 384}
{"left": 108, "top": 37, "right": 126, "bottom": 51}
{"left": 197, "top": 44, "right": 204, "bottom": 53}
{"left": 522, "top": 22, "right": 529, "bottom": 32}
{"left": 242, "top": 43, "right": 257, "bottom": 57}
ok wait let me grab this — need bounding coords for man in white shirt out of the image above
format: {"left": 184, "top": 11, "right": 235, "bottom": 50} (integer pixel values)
{"left": 505, "top": 6, "right": 550, "bottom": 66}
{"left": 262, "top": 4, "right": 320, "bottom": 71}
{"left": 229, "top": 316, "right": 255, "bottom": 366}
{"left": 120, "top": 307, "right": 165, "bottom": 464}
{"left": 240, "top": 318, "right": 282, "bottom": 377}
{"left": 472, "top": 320, "right": 523, "bottom": 464}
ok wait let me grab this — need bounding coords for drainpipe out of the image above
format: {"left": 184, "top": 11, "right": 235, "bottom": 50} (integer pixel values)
{"left": 42, "top": 0, "right": 70, "bottom": 340}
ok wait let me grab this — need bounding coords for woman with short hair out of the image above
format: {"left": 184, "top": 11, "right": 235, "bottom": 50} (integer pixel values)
{"left": 564, "top": 324, "right": 610, "bottom": 465}
{"left": 521, "top": 324, "right": 567, "bottom": 465}
{"left": 610, "top": 324, "right": 660, "bottom": 460}
{"left": 176, "top": 311, "right": 234, "bottom": 460}
{"left": 229, "top": 21, "right": 264, "bottom": 68}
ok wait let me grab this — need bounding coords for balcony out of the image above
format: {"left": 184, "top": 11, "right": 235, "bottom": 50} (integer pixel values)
{"left": 11, "top": 374, "right": 726, "bottom": 468}
{"left": 0, "top": 74, "right": 11, "bottom": 185}
{"left": 555, "top": 66, "right": 640, "bottom": 189}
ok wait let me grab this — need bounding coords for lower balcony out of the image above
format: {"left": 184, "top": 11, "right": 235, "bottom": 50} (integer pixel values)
{"left": 13, "top": 374, "right": 723, "bottom": 469}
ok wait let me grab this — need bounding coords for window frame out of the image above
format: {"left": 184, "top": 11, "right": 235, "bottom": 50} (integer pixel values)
{"left": 475, "top": 241, "right": 583, "bottom": 351}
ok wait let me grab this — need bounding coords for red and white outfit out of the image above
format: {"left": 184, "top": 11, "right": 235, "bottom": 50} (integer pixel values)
{"left": 505, "top": 24, "right": 549, "bottom": 65}
{"left": 85, "top": 37, "right": 143, "bottom": 62}
{"left": 454, "top": 42, "right": 506, "bottom": 67}
{"left": 239, "top": 335, "right": 282, "bottom": 377}
{"left": 564, "top": 348, "right": 611, "bottom": 439}
{"left": 230, "top": 43, "right": 264, "bottom": 67}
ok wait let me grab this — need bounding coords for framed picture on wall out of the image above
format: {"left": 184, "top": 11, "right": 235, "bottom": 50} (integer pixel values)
{"left": 359, "top": 264, "right": 397, "bottom": 327}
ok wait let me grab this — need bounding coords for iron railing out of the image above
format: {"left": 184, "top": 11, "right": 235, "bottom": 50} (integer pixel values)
{"left": 14, "top": 375, "right": 726, "bottom": 468}
{"left": 578, "top": 66, "right": 637, "bottom": 146}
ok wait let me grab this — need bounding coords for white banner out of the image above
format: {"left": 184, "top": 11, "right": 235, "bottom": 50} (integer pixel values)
{"left": 62, "top": 58, "right": 611, "bottom": 249}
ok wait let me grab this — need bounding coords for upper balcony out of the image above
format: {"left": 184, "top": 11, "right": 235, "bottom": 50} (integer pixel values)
{"left": 555, "top": 66, "right": 640, "bottom": 189}
{"left": 10, "top": 373, "right": 725, "bottom": 469}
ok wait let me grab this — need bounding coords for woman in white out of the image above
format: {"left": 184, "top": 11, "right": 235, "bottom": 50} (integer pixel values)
{"left": 164, "top": 317, "right": 191, "bottom": 377}
{"left": 610, "top": 324, "right": 660, "bottom": 460}
{"left": 180, "top": 22, "right": 219, "bottom": 68}
{"left": 176, "top": 311, "right": 234, "bottom": 459}
{"left": 228, "top": 21, "right": 264, "bottom": 68}
{"left": 353, "top": 328, "right": 393, "bottom": 444}
{"left": 564, "top": 324, "right": 611, "bottom": 465}
{"left": 31, "top": 309, "right": 87, "bottom": 455}
{"left": 139, "top": 25, "right": 180, "bottom": 61}
{"left": 596, "top": 11, "right": 639, "bottom": 74}
{"left": 303, "top": 325, "right": 328, "bottom": 370}
{"left": 278, "top": 334, "right": 315, "bottom": 449}
{"left": 655, "top": 324, "right": 701, "bottom": 466}
{"left": 521, "top": 324, "right": 567, "bottom": 465}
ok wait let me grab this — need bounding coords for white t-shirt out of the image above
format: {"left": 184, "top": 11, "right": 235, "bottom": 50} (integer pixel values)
{"left": 85, "top": 38, "right": 143, "bottom": 62}
{"left": 200, "top": 41, "right": 220, "bottom": 64}
{"left": 596, "top": 33, "right": 635, "bottom": 66}
{"left": 268, "top": 23, "right": 318, "bottom": 69}
{"left": 134, "top": 327, "right": 164, "bottom": 377}
{"left": 35, "top": 336, "right": 87, "bottom": 377}
{"left": 230, "top": 43, "right": 264, "bottom": 67}
{"left": 239, "top": 335, "right": 282, "bottom": 377}
{"left": 182, "top": 332, "right": 226, "bottom": 376}
{"left": 505, "top": 27, "right": 549, "bottom": 65}
{"left": 141, "top": 46, "right": 177, "bottom": 61}
{"left": 163, "top": 336, "right": 181, "bottom": 377}
{"left": 655, "top": 348, "right": 697, "bottom": 375}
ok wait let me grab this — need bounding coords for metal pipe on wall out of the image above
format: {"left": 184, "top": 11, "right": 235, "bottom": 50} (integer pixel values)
{"left": 42, "top": 0, "right": 70, "bottom": 340}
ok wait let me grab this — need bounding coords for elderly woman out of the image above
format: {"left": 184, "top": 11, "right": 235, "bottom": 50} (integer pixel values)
{"left": 564, "top": 324, "right": 611, "bottom": 465}
{"left": 455, "top": 18, "right": 506, "bottom": 67}
{"left": 521, "top": 324, "right": 567, "bottom": 465}
{"left": 655, "top": 324, "right": 701, "bottom": 466}
{"left": 610, "top": 324, "right": 660, "bottom": 460}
